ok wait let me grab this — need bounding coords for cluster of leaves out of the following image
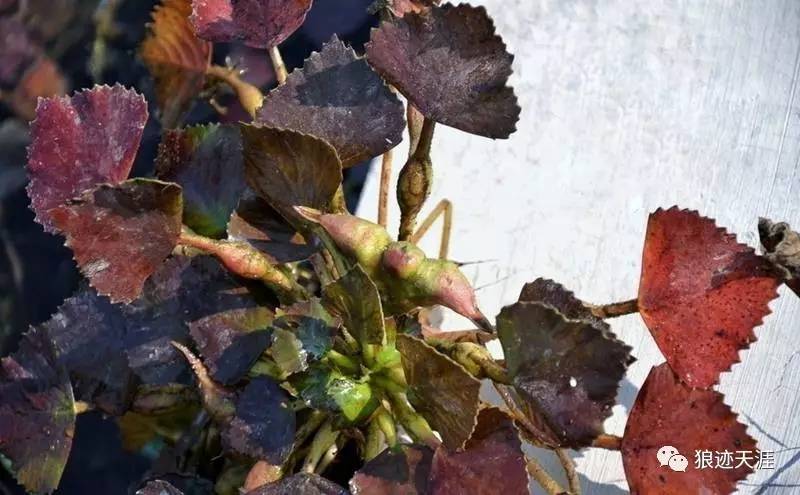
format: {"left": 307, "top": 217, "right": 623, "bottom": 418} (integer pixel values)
{"left": 0, "top": 0, "right": 796, "bottom": 494}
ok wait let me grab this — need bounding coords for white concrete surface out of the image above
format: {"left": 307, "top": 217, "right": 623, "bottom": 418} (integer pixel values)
{"left": 357, "top": 1, "right": 800, "bottom": 493}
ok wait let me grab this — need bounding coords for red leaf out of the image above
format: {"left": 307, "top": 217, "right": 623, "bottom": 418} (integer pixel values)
{"left": 365, "top": 4, "right": 519, "bottom": 139}
{"left": 49, "top": 179, "right": 183, "bottom": 303}
{"left": 141, "top": 0, "right": 212, "bottom": 128}
{"left": 429, "top": 408, "right": 529, "bottom": 495}
{"left": 622, "top": 363, "right": 757, "bottom": 495}
{"left": 191, "top": 0, "right": 313, "bottom": 49}
{"left": 27, "top": 85, "right": 148, "bottom": 233}
{"left": 350, "top": 445, "right": 434, "bottom": 494}
{"left": 638, "top": 207, "right": 780, "bottom": 388}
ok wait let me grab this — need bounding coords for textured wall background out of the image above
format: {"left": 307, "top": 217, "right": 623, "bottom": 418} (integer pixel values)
{"left": 357, "top": 1, "right": 800, "bottom": 493}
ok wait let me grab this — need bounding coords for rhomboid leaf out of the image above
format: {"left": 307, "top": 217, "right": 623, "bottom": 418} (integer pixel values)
{"left": 49, "top": 179, "right": 183, "bottom": 304}
{"left": 257, "top": 35, "right": 405, "bottom": 168}
{"left": 0, "top": 328, "right": 76, "bottom": 494}
{"left": 27, "top": 84, "right": 148, "bottom": 233}
{"left": 141, "top": 0, "right": 212, "bottom": 128}
{"left": 639, "top": 207, "right": 780, "bottom": 388}
{"left": 241, "top": 125, "right": 343, "bottom": 210}
{"left": 157, "top": 124, "right": 246, "bottom": 238}
{"left": 190, "top": 0, "right": 313, "bottom": 49}
{"left": 622, "top": 363, "right": 757, "bottom": 495}
{"left": 322, "top": 265, "right": 386, "bottom": 347}
{"left": 395, "top": 333, "right": 480, "bottom": 450}
{"left": 497, "top": 300, "right": 633, "bottom": 448}
{"left": 365, "top": 3, "right": 519, "bottom": 139}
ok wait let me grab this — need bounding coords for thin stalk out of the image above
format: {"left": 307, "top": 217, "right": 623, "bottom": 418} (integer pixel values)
{"left": 494, "top": 383, "right": 555, "bottom": 447}
{"left": 588, "top": 299, "right": 639, "bottom": 319}
{"left": 325, "top": 349, "right": 360, "bottom": 375}
{"left": 374, "top": 407, "right": 398, "bottom": 448}
{"left": 387, "top": 392, "right": 440, "bottom": 449}
{"left": 269, "top": 46, "right": 288, "bottom": 84}
{"left": 397, "top": 118, "right": 436, "bottom": 241}
{"left": 315, "top": 439, "right": 340, "bottom": 474}
{"left": 205, "top": 65, "right": 263, "bottom": 117}
{"left": 409, "top": 199, "right": 452, "bottom": 259}
{"left": 378, "top": 149, "right": 393, "bottom": 227}
{"left": 364, "top": 418, "right": 385, "bottom": 461}
{"left": 592, "top": 434, "right": 622, "bottom": 450}
{"left": 302, "top": 419, "right": 339, "bottom": 473}
{"left": 556, "top": 449, "right": 581, "bottom": 495}
{"left": 527, "top": 457, "right": 567, "bottom": 495}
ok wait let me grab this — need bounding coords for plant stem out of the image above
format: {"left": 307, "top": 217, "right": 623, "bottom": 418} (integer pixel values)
{"left": 315, "top": 439, "right": 340, "bottom": 474}
{"left": 269, "top": 46, "right": 288, "bottom": 84}
{"left": 449, "top": 342, "right": 511, "bottom": 383}
{"left": 178, "top": 227, "right": 306, "bottom": 302}
{"left": 387, "top": 392, "right": 440, "bottom": 449}
{"left": 206, "top": 65, "right": 263, "bottom": 117}
{"left": 409, "top": 199, "right": 452, "bottom": 259}
{"left": 527, "top": 457, "right": 567, "bottom": 495}
{"left": 172, "top": 341, "right": 235, "bottom": 421}
{"left": 378, "top": 149, "right": 393, "bottom": 227}
{"left": 397, "top": 118, "right": 436, "bottom": 241}
{"left": 302, "top": 419, "right": 339, "bottom": 473}
{"left": 325, "top": 349, "right": 360, "bottom": 375}
{"left": 556, "top": 449, "right": 581, "bottom": 495}
{"left": 364, "top": 418, "right": 384, "bottom": 461}
{"left": 592, "top": 434, "right": 622, "bottom": 450}
{"left": 588, "top": 298, "right": 639, "bottom": 319}
{"left": 374, "top": 407, "right": 398, "bottom": 448}
{"left": 494, "top": 383, "right": 557, "bottom": 447}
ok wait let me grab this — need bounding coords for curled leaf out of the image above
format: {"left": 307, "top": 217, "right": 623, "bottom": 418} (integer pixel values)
{"left": 257, "top": 36, "right": 405, "bottom": 168}
{"left": 241, "top": 125, "right": 343, "bottom": 209}
{"left": 758, "top": 217, "right": 800, "bottom": 296}
{"left": 322, "top": 265, "right": 386, "bottom": 346}
{"left": 27, "top": 84, "right": 148, "bottom": 233}
{"left": 365, "top": 4, "right": 519, "bottom": 138}
{"left": 190, "top": 0, "right": 313, "bottom": 49}
{"left": 429, "top": 408, "right": 529, "bottom": 495}
{"left": 519, "top": 278, "right": 602, "bottom": 326}
{"left": 622, "top": 363, "right": 756, "bottom": 495}
{"left": 49, "top": 179, "right": 183, "bottom": 303}
{"left": 221, "top": 377, "right": 296, "bottom": 464}
{"left": 350, "top": 444, "right": 434, "bottom": 494}
{"left": 245, "top": 473, "right": 347, "bottom": 495}
{"left": 156, "top": 124, "right": 246, "bottom": 238}
{"left": 497, "top": 301, "right": 633, "bottom": 448}
{"left": 0, "top": 328, "right": 75, "bottom": 494}
{"left": 396, "top": 334, "right": 480, "bottom": 450}
{"left": 141, "top": 0, "right": 212, "bottom": 128}
{"left": 639, "top": 207, "right": 780, "bottom": 388}
{"left": 189, "top": 307, "right": 272, "bottom": 385}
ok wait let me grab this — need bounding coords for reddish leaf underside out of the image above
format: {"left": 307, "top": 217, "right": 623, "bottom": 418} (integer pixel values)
{"left": 141, "top": 0, "right": 212, "bottom": 128}
{"left": 396, "top": 334, "right": 481, "bottom": 450}
{"left": 191, "top": 0, "right": 313, "bottom": 49}
{"left": 638, "top": 207, "right": 780, "bottom": 388}
{"left": 622, "top": 363, "right": 756, "bottom": 495}
{"left": 27, "top": 84, "right": 148, "bottom": 233}
{"left": 497, "top": 300, "right": 632, "bottom": 448}
{"left": 429, "top": 408, "right": 529, "bottom": 495}
{"left": 156, "top": 124, "right": 246, "bottom": 238}
{"left": 49, "top": 179, "right": 183, "bottom": 304}
{"left": 257, "top": 35, "right": 405, "bottom": 168}
{"left": 350, "top": 444, "right": 434, "bottom": 494}
{"left": 365, "top": 3, "right": 519, "bottom": 139}
{"left": 0, "top": 328, "right": 76, "bottom": 494}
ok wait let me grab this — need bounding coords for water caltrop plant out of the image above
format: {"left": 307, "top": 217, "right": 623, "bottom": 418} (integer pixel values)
{"left": 0, "top": 1, "right": 796, "bottom": 494}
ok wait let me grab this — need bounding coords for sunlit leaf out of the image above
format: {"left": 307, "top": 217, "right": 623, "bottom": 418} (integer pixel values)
{"left": 137, "top": 479, "right": 185, "bottom": 495}
{"left": 190, "top": 0, "right": 313, "bottom": 49}
{"left": 396, "top": 334, "right": 480, "bottom": 450}
{"left": 0, "top": 328, "right": 75, "bottom": 494}
{"left": 758, "top": 217, "right": 800, "bottom": 297}
{"left": 49, "top": 179, "right": 183, "bottom": 303}
{"left": 519, "top": 278, "right": 603, "bottom": 327}
{"left": 350, "top": 444, "right": 434, "bottom": 494}
{"left": 269, "top": 326, "right": 307, "bottom": 376}
{"left": 639, "top": 207, "right": 780, "bottom": 388}
{"left": 497, "top": 301, "right": 633, "bottom": 448}
{"left": 429, "top": 408, "right": 529, "bottom": 495}
{"left": 141, "top": 0, "right": 212, "bottom": 128}
{"left": 227, "top": 190, "right": 317, "bottom": 263}
{"left": 274, "top": 301, "right": 335, "bottom": 360}
{"left": 189, "top": 307, "right": 272, "bottom": 385}
{"left": 622, "top": 363, "right": 756, "bottom": 495}
{"left": 245, "top": 473, "right": 347, "bottom": 495}
{"left": 295, "top": 365, "right": 378, "bottom": 424}
{"left": 322, "top": 265, "right": 385, "bottom": 346}
{"left": 27, "top": 84, "right": 148, "bottom": 233}
{"left": 157, "top": 124, "right": 245, "bottom": 238}
{"left": 241, "top": 125, "right": 343, "bottom": 209}
{"left": 365, "top": 4, "right": 519, "bottom": 139}
{"left": 221, "top": 377, "right": 295, "bottom": 464}
{"left": 257, "top": 35, "right": 404, "bottom": 168}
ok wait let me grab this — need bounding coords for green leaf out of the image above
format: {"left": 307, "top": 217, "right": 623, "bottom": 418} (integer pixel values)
{"left": 295, "top": 366, "right": 378, "bottom": 425}
{"left": 395, "top": 334, "right": 481, "bottom": 450}
{"left": 156, "top": 124, "right": 246, "bottom": 238}
{"left": 322, "top": 265, "right": 385, "bottom": 347}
